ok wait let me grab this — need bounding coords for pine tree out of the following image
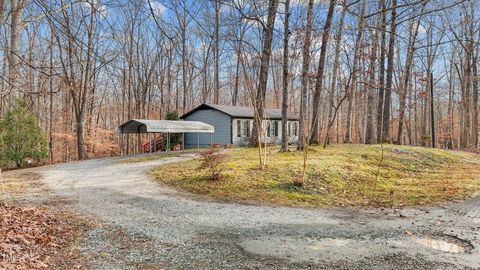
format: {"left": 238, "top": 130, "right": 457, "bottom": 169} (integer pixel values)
{"left": 0, "top": 100, "right": 48, "bottom": 168}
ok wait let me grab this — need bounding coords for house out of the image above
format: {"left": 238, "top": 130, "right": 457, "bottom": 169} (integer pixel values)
{"left": 180, "top": 103, "right": 299, "bottom": 148}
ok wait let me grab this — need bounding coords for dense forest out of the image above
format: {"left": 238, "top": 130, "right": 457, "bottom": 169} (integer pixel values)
{"left": 0, "top": 0, "right": 479, "bottom": 162}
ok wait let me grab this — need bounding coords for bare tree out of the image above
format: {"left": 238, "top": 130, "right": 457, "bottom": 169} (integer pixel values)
{"left": 309, "top": 0, "right": 337, "bottom": 145}
{"left": 49, "top": 0, "right": 102, "bottom": 160}
{"left": 7, "top": 0, "right": 27, "bottom": 99}
{"left": 280, "top": 0, "right": 291, "bottom": 152}
{"left": 381, "top": 0, "right": 397, "bottom": 143}
{"left": 365, "top": 27, "right": 378, "bottom": 144}
{"left": 396, "top": 3, "right": 425, "bottom": 144}
{"left": 345, "top": 0, "right": 366, "bottom": 143}
{"left": 250, "top": 0, "right": 279, "bottom": 147}
{"left": 297, "top": 0, "right": 314, "bottom": 150}
{"left": 213, "top": 0, "right": 221, "bottom": 104}
{"left": 326, "top": 0, "right": 347, "bottom": 146}
{"left": 376, "top": 0, "right": 387, "bottom": 143}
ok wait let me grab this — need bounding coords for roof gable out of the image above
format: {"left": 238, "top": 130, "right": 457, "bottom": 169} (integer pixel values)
{"left": 181, "top": 103, "right": 299, "bottom": 120}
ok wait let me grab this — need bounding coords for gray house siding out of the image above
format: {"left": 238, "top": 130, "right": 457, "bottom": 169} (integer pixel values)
{"left": 183, "top": 109, "right": 231, "bottom": 148}
{"left": 232, "top": 118, "right": 299, "bottom": 145}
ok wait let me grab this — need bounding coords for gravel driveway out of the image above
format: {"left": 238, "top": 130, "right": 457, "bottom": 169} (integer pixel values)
{"left": 37, "top": 154, "right": 480, "bottom": 269}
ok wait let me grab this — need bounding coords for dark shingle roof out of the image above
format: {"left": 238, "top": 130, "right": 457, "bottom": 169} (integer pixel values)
{"left": 181, "top": 103, "right": 299, "bottom": 120}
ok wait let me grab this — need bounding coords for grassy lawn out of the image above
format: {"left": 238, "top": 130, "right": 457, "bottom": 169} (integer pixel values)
{"left": 151, "top": 144, "right": 480, "bottom": 208}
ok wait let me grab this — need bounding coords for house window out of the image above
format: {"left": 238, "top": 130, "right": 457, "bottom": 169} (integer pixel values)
{"left": 288, "top": 122, "right": 298, "bottom": 136}
{"left": 267, "top": 120, "right": 278, "bottom": 137}
{"left": 237, "top": 119, "right": 241, "bottom": 137}
{"left": 237, "top": 119, "right": 251, "bottom": 138}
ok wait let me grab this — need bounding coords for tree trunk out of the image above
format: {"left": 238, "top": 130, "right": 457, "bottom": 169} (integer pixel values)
{"left": 251, "top": 0, "right": 279, "bottom": 146}
{"left": 461, "top": 51, "right": 472, "bottom": 148}
{"left": 309, "top": 0, "right": 337, "bottom": 145}
{"left": 49, "top": 34, "right": 54, "bottom": 162}
{"left": 472, "top": 54, "right": 479, "bottom": 147}
{"left": 446, "top": 52, "right": 454, "bottom": 148}
{"left": 326, "top": 1, "right": 347, "bottom": 146}
{"left": 213, "top": 0, "right": 221, "bottom": 104}
{"left": 470, "top": 0, "right": 479, "bottom": 148}
{"left": 376, "top": 0, "right": 387, "bottom": 143}
{"left": 297, "top": 0, "right": 315, "bottom": 150}
{"left": 8, "top": 0, "right": 27, "bottom": 99}
{"left": 233, "top": 46, "right": 241, "bottom": 106}
{"left": 381, "top": 0, "right": 397, "bottom": 143}
{"left": 397, "top": 10, "right": 423, "bottom": 144}
{"left": 0, "top": 0, "right": 5, "bottom": 25}
{"left": 76, "top": 3, "right": 96, "bottom": 160}
{"left": 179, "top": 1, "right": 188, "bottom": 113}
{"left": 365, "top": 28, "right": 378, "bottom": 144}
{"left": 280, "top": 0, "right": 291, "bottom": 152}
{"left": 75, "top": 113, "right": 86, "bottom": 160}
{"left": 344, "top": 0, "right": 366, "bottom": 143}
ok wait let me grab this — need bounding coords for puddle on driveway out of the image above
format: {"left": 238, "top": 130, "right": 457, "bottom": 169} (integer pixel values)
{"left": 240, "top": 235, "right": 473, "bottom": 262}
{"left": 240, "top": 236, "right": 378, "bottom": 262}
{"left": 308, "top": 238, "right": 351, "bottom": 250}
{"left": 416, "top": 237, "right": 467, "bottom": 253}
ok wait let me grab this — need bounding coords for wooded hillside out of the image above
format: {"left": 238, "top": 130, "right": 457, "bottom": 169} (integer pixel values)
{"left": 0, "top": 0, "right": 479, "bottom": 161}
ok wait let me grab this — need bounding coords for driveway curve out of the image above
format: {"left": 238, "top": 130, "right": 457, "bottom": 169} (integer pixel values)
{"left": 38, "top": 154, "right": 480, "bottom": 269}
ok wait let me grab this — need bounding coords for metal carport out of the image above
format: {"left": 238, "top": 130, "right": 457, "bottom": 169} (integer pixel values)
{"left": 118, "top": 119, "right": 214, "bottom": 155}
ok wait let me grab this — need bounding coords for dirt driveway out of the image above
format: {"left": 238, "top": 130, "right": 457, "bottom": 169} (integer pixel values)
{"left": 37, "top": 154, "right": 480, "bottom": 269}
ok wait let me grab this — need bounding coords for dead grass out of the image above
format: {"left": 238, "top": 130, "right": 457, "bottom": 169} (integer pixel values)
{"left": 118, "top": 149, "right": 198, "bottom": 164}
{"left": 0, "top": 172, "right": 41, "bottom": 195}
{"left": 151, "top": 144, "right": 480, "bottom": 208}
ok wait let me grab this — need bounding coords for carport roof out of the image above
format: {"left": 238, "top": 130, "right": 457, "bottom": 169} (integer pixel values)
{"left": 118, "top": 119, "right": 214, "bottom": 134}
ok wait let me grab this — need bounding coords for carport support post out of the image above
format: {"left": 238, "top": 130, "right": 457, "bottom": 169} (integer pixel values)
{"left": 167, "top": 133, "right": 170, "bottom": 152}
{"left": 120, "top": 133, "right": 123, "bottom": 156}
{"left": 197, "top": 133, "right": 200, "bottom": 150}
{"left": 182, "top": 133, "right": 185, "bottom": 150}
{"left": 148, "top": 133, "right": 151, "bottom": 154}
{"left": 126, "top": 134, "right": 130, "bottom": 155}
{"left": 150, "top": 133, "right": 153, "bottom": 153}
{"left": 153, "top": 133, "right": 157, "bottom": 153}
{"left": 210, "top": 133, "right": 213, "bottom": 148}
{"left": 138, "top": 133, "right": 142, "bottom": 154}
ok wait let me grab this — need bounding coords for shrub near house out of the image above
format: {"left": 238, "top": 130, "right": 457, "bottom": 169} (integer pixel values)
{"left": 0, "top": 100, "right": 48, "bottom": 168}
{"left": 199, "top": 149, "right": 226, "bottom": 181}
